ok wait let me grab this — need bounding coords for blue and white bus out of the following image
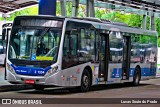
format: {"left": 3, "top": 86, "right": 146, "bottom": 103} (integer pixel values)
{"left": 0, "top": 23, "right": 12, "bottom": 66}
{"left": 0, "top": 38, "right": 5, "bottom": 66}
{"left": 5, "top": 15, "right": 158, "bottom": 92}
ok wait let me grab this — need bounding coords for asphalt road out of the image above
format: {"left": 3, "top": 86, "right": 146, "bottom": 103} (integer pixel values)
{"left": 0, "top": 67, "right": 11, "bottom": 85}
{"left": 0, "top": 80, "right": 160, "bottom": 98}
{"left": 0, "top": 67, "right": 160, "bottom": 107}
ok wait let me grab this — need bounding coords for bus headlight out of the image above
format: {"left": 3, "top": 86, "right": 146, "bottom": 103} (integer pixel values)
{"left": 7, "top": 63, "right": 15, "bottom": 74}
{"left": 45, "top": 66, "right": 58, "bottom": 77}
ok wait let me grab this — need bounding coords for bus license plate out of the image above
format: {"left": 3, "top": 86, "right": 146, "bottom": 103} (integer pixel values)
{"left": 25, "top": 80, "right": 35, "bottom": 84}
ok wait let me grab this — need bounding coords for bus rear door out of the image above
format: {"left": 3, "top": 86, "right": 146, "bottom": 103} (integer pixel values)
{"left": 122, "top": 36, "right": 131, "bottom": 80}
{"left": 99, "top": 33, "right": 109, "bottom": 81}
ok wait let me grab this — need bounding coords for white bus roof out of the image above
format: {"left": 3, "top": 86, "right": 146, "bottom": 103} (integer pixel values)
{"left": 15, "top": 15, "right": 158, "bottom": 37}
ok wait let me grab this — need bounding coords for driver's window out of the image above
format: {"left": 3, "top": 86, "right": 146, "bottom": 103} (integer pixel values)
{"left": 63, "top": 32, "right": 77, "bottom": 56}
{"left": 70, "top": 34, "right": 77, "bottom": 55}
{"left": 62, "top": 31, "right": 78, "bottom": 69}
{"left": 63, "top": 33, "right": 69, "bottom": 56}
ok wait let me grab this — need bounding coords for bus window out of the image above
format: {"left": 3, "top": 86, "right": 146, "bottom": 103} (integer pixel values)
{"left": 63, "top": 33, "right": 69, "bottom": 56}
{"left": 109, "top": 31, "right": 123, "bottom": 63}
{"left": 0, "top": 40, "right": 2, "bottom": 46}
{"left": 9, "top": 28, "right": 61, "bottom": 62}
{"left": 62, "top": 30, "right": 78, "bottom": 69}
{"left": 0, "top": 40, "right": 4, "bottom": 54}
{"left": 78, "top": 29, "right": 95, "bottom": 63}
{"left": 63, "top": 31, "right": 77, "bottom": 56}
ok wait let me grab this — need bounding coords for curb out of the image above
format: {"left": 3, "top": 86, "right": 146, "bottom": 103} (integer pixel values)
{"left": 0, "top": 84, "right": 33, "bottom": 92}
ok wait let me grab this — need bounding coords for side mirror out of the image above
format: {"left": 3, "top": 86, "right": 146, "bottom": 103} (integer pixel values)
{"left": 2, "top": 29, "right": 6, "bottom": 41}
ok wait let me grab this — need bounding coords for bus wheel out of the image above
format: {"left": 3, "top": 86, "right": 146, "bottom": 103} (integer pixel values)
{"left": 80, "top": 69, "right": 91, "bottom": 92}
{"left": 33, "top": 85, "right": 45, "bottom": 90}
{"left": 133, "top": 68, "right": 140, "bottom": 86}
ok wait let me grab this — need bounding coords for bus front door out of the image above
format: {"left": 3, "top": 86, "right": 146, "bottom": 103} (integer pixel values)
{"left": 99, "top": 33, "right": 109, "bottom": 81}
{"left": 122, "top": 36, "right": 131, "bottom": 80}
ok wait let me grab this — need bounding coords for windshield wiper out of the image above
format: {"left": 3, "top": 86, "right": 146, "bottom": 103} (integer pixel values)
{"left": 39, "top": 27, "right": 50, "bottom": 41}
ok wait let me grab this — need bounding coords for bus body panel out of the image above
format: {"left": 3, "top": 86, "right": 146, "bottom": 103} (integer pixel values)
{"left": 6, "top": 15, "right": 158, "bottom": 88}
{"left": 7, "top": 61, "right": 95, "bottom": 87}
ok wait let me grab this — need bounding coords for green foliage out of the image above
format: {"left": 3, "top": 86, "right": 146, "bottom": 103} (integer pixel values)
{"left": 66, "top": 2, "right": 72, "bottom": 17}
{"left": 158, "top": 38, "right": 160, "bottom": 47}
{"left": 56, "top": 2, "right": 61, "bottom": 16}
{"left": 56, "top": 2, "right": 74, "bottom": 17}
{"left": 78, "top": 5, "right": 86, "bottom": 17}
{"left": 156, "top": 18, "right": 160, "bottom": 37}
{"left": 0, "top": 6, "right": 38, "bottom": 21}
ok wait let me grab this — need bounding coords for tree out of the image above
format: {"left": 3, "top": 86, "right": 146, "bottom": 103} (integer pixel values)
{"left": 0, "top": 6, "right": 38, "bottom": 21}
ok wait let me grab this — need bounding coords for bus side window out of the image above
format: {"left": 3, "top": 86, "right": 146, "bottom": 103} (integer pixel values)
{"left": 78, "top": 29, "right": 96, "bottom": 63}
{"left": 63, "top": 33, "right": 69, "bottom": 56}
{"left": 63, "top": 32, "right": 77, "bottom": 56}
{"left": 62, "top": 31, "right": 78, "bottom": 69}
{"left": 109, "top": 31, "right": 123, "bottom": 63}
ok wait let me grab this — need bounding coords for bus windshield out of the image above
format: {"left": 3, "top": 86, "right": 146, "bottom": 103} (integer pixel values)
{"left": 8, "top": 27, "right": 61, "bottom": 62}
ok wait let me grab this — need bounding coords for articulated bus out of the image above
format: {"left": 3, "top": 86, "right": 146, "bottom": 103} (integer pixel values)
{"left": 5, "top": 15, "right": 158, "bottom": 92}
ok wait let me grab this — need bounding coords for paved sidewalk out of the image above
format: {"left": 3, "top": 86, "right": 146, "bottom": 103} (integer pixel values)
{"left": 0, "top": 67, "right": 11, "bottom": 86}
{"left": 0, "top": 66, "right": 33, "bottom": 91}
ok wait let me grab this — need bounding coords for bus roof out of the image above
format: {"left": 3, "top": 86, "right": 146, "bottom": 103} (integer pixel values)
{"left": 65, "top": 17, "right": 157, "bottom": 36}
{"left": 14, "top": 15, "right": 158, "bottom": 36}
{"left": 15, "top": 15, "right": 65, "bottom": 21}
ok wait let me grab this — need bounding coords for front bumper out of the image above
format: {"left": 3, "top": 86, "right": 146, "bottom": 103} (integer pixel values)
{"left": 6, "top": 69, "right": 64, "bottom": 86}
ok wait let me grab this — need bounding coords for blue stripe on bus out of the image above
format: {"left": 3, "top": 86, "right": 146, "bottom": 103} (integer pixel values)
{"left": 111, "top": 67, "right": 156, "bottom": 78}
{"left": 141, "top": 68, "right": 150, "bottom": 76}
{"left": 95, "top": 78, "right": 98, "bottom": 84}
{"left": 11, "top": 64, "right": 51, "bottom": 76}
{"left": 111, "top": 68, "right": 134, "bottom": 78}
{"left": 141, "top": 68, "right": 156, "bottom": 76}
{"left": 111, "top": 68, "right": 122, "bottom": 78}
{"left": 130, "top": 68, "right": 135, "bottom": 77}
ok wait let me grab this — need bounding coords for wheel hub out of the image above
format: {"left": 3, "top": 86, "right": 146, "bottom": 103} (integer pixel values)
{"left": 135, "top": 74, "right": 139, "bottom": 84}
{"left": 83, "top": 75, "right": 89, "bottom": 87}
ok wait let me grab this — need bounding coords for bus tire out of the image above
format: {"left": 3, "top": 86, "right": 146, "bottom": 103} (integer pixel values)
{"left": 133, "top": 67, "right": 141, "bottom": 86}
{"left": 80, "top": 69, "right": 91, "bottom": 92}
{"left": 33, "top": 85, "right": 45, "bottom": 90}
